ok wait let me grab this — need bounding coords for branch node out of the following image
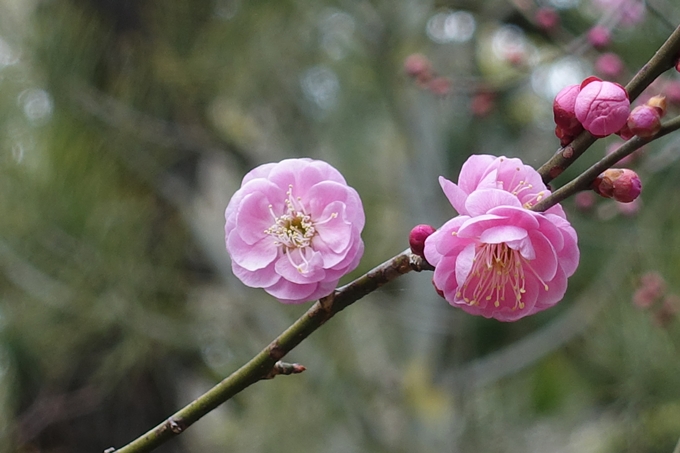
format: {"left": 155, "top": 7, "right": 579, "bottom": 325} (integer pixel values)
{"left": 264, "top": 361, "right": 307, "bottom": 379}
{"left": 167, "top": 418, "right": 184, "bottom": 434}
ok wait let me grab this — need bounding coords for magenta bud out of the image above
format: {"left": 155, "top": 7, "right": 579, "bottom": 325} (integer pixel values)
{"left": 535, "top": 7, "right": 560, "bottom": 31}
{"left": 595, "top": 53, "right": 624, "bottom": 79}
{"left": 616, "top": 122, "right": 634, "bottom": 140}
{"left": 593, "top": 168, "right": 641, "bottom": 203}
{"left": 404, "top": 54, "right": 433, "bottom": 85}
{"left": 409, "top": 224, "right": 436, "bottom": 258}
{"left": 553, "top": 84, "right": 583, "bottom": 135}
{"left": 588, "top": 26, "right": 611, "bottom": 49}
{"left": 627, "top": 105, "right": 661, "bottom": 138}
{"left": 575, "top": 78, "right": 630, "bottom": 137}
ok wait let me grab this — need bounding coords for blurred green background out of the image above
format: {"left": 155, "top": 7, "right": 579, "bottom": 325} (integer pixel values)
{"left": 1, "top": 0, "right": 680, "bottom": 452}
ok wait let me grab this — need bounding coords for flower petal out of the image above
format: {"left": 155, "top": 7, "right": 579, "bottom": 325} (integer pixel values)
{"left": 465, "top": 188, "right": 522, "bottom": 216}
{"left": 227, "top": 231, "right": 278, "bottom": 271}
{"left": 439, "top": 176, "right": 469, "bottom": 215}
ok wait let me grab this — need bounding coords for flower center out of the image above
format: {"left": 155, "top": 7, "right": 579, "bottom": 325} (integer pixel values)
{"left": 265, "top": 185, "right": 316, "bottom": 250}
{"left": 457, "top": 242, "right": 528, "bottom": 310}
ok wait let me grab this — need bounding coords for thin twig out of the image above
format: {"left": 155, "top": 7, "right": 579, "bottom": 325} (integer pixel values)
{"left": 109, "top": 251, "right": 432, "bottom": 453}
{"left": 537, "top": 24, "right": 680, "bottom": 185}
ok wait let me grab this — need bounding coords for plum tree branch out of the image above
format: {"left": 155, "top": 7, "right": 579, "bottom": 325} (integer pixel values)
{"left": 109, "top": 250, "right": 432, "bottom": 453}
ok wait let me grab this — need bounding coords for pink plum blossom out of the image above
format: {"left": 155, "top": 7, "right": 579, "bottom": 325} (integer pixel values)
{"left": 225, "top": 158, "right": 365, "bottom": 304}
{"left": 575, "top": 78, "right": 630, "bottom": 137}
{"left": 424, "top": 156, "right": 579, "bottom": 321}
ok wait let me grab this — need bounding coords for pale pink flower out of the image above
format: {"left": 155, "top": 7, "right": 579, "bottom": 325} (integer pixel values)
{"left": 424, "top": 156, "right": 579, "bottom": 321}
{"left": 575, "top": 77, "right": 630, "bottom": 137}
{"left": 225, "top": 158, "right": 365, "bottom": 304}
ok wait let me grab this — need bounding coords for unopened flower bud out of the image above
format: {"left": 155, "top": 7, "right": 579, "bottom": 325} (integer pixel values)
{"left": 588, "top": 26, "right": 611, "bottom": 49}
{"left": 404, "top": 54, "right": 432, "bottom": 84}
{"left": 627, "top": 105, "right": 661, "bottom": 138}
{"left": 409, "top": 224, "right": 436, "bottom": 259}
{"left": 593, "top": 168, "right": 641, "bottom": 203}
{"left": 535, "top": 7, "right": 560, "bottom": 31}
{"left": 616, "top": 122, "right": 634, "bottom": 140}
{"left": 646, "top": 95, "right": 667, "bottom": 116}
{"left": 428, "top": 77, "right": 452, "bottom": 96}
{"left": 553, "top": 84, "right": 583, "bottom": 137}
{"left": 595, "top": 53, "right": 624, "bottom": 79}
{"left": 575, "top": 78, "right": 630, "bottom": 137}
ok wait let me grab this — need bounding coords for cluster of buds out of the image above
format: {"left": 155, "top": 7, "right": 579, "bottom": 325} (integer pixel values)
{"left": 403, "top": 54, "right": 451, "bottom": 97}
{"left": 554, "top": 77, "right": 629, "bottom": 145}
{"left": 554, "top": 77, "right": 668, "bottom": 145}
{"left": 633, "top": 271, "right": 680, "bottom": 328}
{"left": 592, "top": 168, "right": 642, "bottom": 203}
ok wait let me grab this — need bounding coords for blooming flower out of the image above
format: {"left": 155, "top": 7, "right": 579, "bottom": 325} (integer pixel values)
{"left": 575, "top": 77, "right": 630, "bottom": 137}
{"left": 424, "top": 155, "right": 579, "bottom": 321}
{"left": 225, "top": 158, "right": 365, "bottom": 304}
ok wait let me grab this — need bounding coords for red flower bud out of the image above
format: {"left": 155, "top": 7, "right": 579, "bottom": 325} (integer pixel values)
{"left": 593, "top": 168, "right": 641, "bottom": 203}
{"left": 627, "top": 105, "right": 661, "bottom": 138}
{"left": 409, "top": 224, "right": 436, "bottom": 259}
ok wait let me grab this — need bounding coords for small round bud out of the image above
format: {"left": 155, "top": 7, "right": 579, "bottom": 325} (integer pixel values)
{"left": 553, "top": 84, "right": 583, "bottom": 136}
{"left": 535, "top": 7, "right": 560, "bottom": 31}
{"left": 645, "top": 95, "right": 667, "bottom": 117}
{"left": 575, "top": 78, "right": 630, "bottom": 137}
{"left": 588, "top": 26, "right": 611, "bottom": 49}
{"left": 404, "top": 54, "right": 432, "bottom": 84}
{"left": 593, "top": 168, "right": 641, "bottom": 203}
{"left": 595, "top": 53, "right": 624, "bottom": 79}
{"left": 627, "top": 105, "right": 661, "bottom": 138}
{"left": 428, "top": 77, "right": 452, "bottom": 96}
{"left": 409, "top": 224, "right": 436, "bottom": 259}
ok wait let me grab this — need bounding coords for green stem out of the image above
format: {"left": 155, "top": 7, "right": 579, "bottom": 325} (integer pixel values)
{"left": 537, "top": 24, "right": 680, "bottom": 184}
{"left": 110, "top": 250, "right": 432, "bottom": 453}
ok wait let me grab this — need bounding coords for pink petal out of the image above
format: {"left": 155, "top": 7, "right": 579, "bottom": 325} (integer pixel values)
{"left": 235, "top": 193, "right": 278, "bottom": 245}
{"left": 465, "top": 188, "right": 522, "bottom": 216}
{"left": 456, "top": 213, "right": 506, "bottom": 239}
{"left": 439, "top": 176, "right": 469, "bottom": 215}
{"left": 264, "top": 278, "right": 319, "bottom": 303}
{"left": 526, "top": 231, "right": 558, "bottom": 282}
{"left": 478, "top": 225, "right": 528, "bottom": 244}
{"left": 455, "top": 243, "right": 476, "bottom": 288}
{"left": 227, "top": 232, "right": 278, "bottom": 271}
{"left": 458, "top": 154, "right": 497, "bottom": 193}
{"left": 312, "top": 201, "right": 352, "bottom": 254}
{"left": 231, "top": 261, "right": 281, "bottom": 288}
{"left": 274, "top": 249, "right": 326, "bottom": 284}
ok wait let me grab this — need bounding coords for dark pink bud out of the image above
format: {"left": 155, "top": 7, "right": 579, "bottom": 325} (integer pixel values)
{"left": 404, "top": 54, "right": 432, "bottom": 85}
{"left": 593, "top": 168, "right": 641, "bottom": 203}
{"left": 575, "top": 79, "right": 630, "bottom": 137}
{"left": 595, "top": 53, "right": 624, "bottom": 79}
{"left": 409, "top": 224, "right": 436, "bottom": 259}
{"left": 553, "top": 84, "right": 582, "bottom": 134}
{"left": 470, "top": 92, "right": 495, "bottom": 117}
{"left": 588, "top": 26, "right": 611, "bottom": 49}
{"left": 428, "top": 77, "right": 452, "bottom": 96}
{"left": 627, "top": 105, "right": 661, "bottom": 138}
{"left": 535, "top": 7, "right": 560, "bottom": 31}
{"left": 616, "top": 122, "right": 634, "bottom": 140}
